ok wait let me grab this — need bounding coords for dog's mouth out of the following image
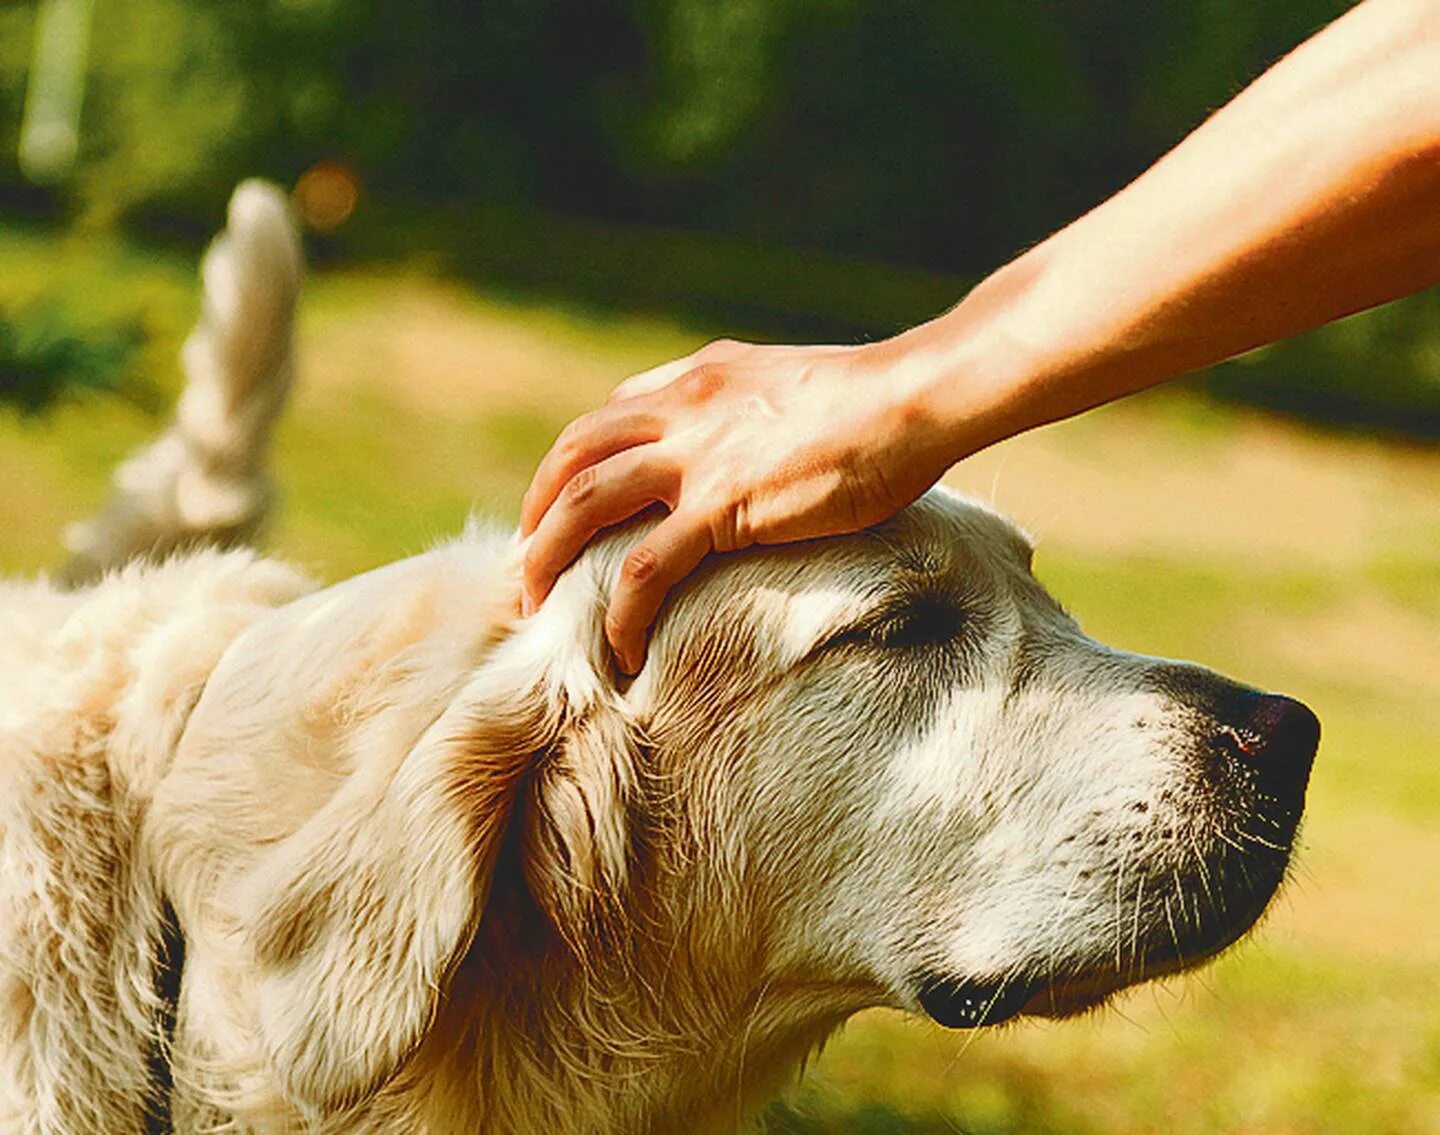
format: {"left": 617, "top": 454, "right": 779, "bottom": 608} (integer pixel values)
{"left": 917, "top": 966, "right": 1179, "bottom": 1029}
{"left": 920, "top": 966, "right": 1184, "bottom": 1028}
{"left": 917, "top": 820, "right": 1304, "bottom": 1031}
{"left": 1018, "top": 972, "right": 1139, "bottom": 1020}
{"left": 918, "top": 861, "right": 1294, "bottom": 1031}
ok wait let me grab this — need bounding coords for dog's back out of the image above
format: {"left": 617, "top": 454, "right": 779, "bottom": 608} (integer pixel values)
{"left": 0, "top": 184, "right": 311, "bottom": 1135}
{"left": 0, "top": 554, "right": 310, "bottom": 1133}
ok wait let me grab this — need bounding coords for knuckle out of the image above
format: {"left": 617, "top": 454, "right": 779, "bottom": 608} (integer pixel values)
{"left": 563, "top": 464, "right": 598, "bottom": 507}
{"left": 553, "top": 415, "right": 594, "bottom": 459}
{"left": 677, "top": 363, "right": 726, "bottom": 403}
{"left": 708, "top": 494, "right": 754, "bottom": 553}
{"left": 697, "top": 337, "right": 741, "bottom": 359}
{"left": 732, "top": 497, "right": 755, "bottom": 548}
{"left": 622, "top": 543, "right": 662, "bottom": 585}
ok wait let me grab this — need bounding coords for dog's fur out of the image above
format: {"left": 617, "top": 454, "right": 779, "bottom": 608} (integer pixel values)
{"left": 0, "top": 187, "right": 1317, "bottom": 1135}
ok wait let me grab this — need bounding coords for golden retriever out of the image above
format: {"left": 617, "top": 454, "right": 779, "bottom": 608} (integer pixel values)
{"left": 0, "top": 185, "right": 1318, "bottom": 1135}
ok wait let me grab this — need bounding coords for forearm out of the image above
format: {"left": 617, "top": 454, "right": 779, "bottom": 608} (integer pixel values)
{"left": 898, "top": 0, "right": 1440, "bottom": 453}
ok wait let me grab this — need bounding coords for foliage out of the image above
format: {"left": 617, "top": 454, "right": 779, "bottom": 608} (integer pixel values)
{"left": 0, "top": 223, "right": 189, "bottom": 416}
{"left": 0, "top": 0, "right": 1352, "bottom": 264}
{"left": 0, "top": 302, "right": 141, "bottom": 413}
{"left": 0, "top": 0, "right": 1435, "bottom": 435}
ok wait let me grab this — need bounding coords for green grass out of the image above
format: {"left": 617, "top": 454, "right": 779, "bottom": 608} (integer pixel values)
{"left": 767, "top": 940, "right": 1440, "bottom": 1135}
{"left": 2, "top": 221, "right": 1437, "bottom": 1134}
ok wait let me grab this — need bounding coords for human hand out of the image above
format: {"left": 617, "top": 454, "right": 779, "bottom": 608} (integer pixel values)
{"left": 519, "top": 337, "right": 958, "bottom": 673}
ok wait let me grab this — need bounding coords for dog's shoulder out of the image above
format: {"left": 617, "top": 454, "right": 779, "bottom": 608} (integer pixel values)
{"left": 0, "top": 548, "right": 315, "bottom": 797}
{"left": 0, "top": 549, "right": 314, "bottom": 1132}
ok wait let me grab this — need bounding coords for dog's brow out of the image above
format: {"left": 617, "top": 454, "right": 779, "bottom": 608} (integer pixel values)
{"left": 887, "top": 542, "right": 948, "bottom": 579}
{"left": 879, "top": 582, "right": 970, "bottom": 621}
{"left": 858, "top": 535, "right": 947, "bottom": 586}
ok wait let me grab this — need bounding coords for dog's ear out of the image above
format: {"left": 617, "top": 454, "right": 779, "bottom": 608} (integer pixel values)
{"left": 234, "top": 554, "right": 642, "bottom": 1116}
{"left": 522, "top": 700, "right": 643, "bottom": 951}
{"left": 239, "top": 647, "right": 561, "bottom": 1115}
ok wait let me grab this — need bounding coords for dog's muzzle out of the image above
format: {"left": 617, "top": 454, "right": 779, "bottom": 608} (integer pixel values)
{"left": 915, "top": 685, "right": 1320, "bottom": 1031}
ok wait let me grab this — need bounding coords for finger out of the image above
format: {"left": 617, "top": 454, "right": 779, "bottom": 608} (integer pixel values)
{"left": 520, "top": 405, "right": 662, "bottom": 535}
{"left": 521, "top": 446, "right": 680, "bottom": 613}
{"left": 606, "top": 511, "right": 713, "bottom": 675}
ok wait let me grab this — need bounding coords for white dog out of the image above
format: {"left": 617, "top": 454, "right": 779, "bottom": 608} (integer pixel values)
{"left": 0, "top": 186, "right": 1318, "bottom": 1135}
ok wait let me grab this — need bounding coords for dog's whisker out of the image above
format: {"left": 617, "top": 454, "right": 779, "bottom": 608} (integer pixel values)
{"left": 1162, "top": 892, "right": 1185, "bottom": 973}
{"left": 1128, "top": 870, "right": 1148, "bottom": 983}
{"left": 1234, "top": 828, "right": 1290, "bottom": 854}
{"left": 1112, "top": 845, "right": 1131, "bottom": 977}
{"left": 1186, "top": 832, "right": 1220, "bottom": 926}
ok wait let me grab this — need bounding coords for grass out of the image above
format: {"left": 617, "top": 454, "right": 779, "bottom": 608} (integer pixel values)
{"left": 1, "top": 221, "right": 1437, "bottom": 1134}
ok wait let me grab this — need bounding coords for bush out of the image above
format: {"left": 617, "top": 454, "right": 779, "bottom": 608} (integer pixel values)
{"left": 0, "top": 303, "right": 144, "bottom": 414}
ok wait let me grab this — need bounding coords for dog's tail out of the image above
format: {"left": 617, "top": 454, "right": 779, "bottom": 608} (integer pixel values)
{"left": 62, "top": 179, "right": 303, "bottom": 585}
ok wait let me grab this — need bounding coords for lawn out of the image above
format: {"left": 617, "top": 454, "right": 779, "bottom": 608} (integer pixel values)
{"left": 2, "top": 226, "right": 1437, "bottom": 1134}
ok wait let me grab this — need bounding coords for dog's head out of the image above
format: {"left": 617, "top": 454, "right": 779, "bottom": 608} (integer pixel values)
{"left": 161, "top": 488, "right": 1316, "bottom": 1117}
{"left": 567, "top": 488, "right": 1318, "bottom": 1030}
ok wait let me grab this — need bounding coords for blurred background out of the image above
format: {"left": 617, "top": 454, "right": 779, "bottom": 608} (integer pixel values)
{"left": 0, "top": 1, "right": 1437, "bottom": 1131}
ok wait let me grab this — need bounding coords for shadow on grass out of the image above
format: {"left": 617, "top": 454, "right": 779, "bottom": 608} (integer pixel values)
{"left": 759, "top": 1101, "right": 1097, "bottom": 1135}
{"left": 760, "top": 1105, "right": 979, "bottom": 1134}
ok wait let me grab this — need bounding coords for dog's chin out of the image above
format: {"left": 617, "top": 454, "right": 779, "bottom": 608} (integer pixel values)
{"left": 940, "top": 898, "right": 1287, "bottom": 1028}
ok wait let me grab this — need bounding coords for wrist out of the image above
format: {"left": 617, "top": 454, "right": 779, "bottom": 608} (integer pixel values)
{"left": 859, "top": 250, "right": 1057, "bottom": 465}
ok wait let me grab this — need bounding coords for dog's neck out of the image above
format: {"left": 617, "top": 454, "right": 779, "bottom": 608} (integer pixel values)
{"left": 392, "top": 865, "right": 864, "bottom": 1134}
{"left": 414, "top": 968, "right": 851, "bottom": 1134}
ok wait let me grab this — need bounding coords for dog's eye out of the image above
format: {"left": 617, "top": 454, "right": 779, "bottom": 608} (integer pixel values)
{"left": 828, "top": 594, "right": 966, "bottom": 652}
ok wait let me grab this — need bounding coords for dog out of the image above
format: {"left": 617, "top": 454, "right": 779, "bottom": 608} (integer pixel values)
{"left": 0, "top": 184, "right": 1319, "bottom": 1135}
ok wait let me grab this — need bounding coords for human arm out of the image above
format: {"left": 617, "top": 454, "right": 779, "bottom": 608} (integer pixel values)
{"left": 521, "top": 0, "right": 1440, "bottom": 673}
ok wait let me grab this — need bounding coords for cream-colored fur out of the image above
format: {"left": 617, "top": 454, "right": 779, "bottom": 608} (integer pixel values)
{"left": 0, "top": 187, "right": 1316, "bottom": 1135}
{"left": 0, "top": 551, "right": 313, "bottom": 1132}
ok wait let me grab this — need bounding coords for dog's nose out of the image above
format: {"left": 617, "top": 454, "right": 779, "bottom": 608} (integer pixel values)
{"left": 1226, "top": 693, "right": 1320, "bottom": 791}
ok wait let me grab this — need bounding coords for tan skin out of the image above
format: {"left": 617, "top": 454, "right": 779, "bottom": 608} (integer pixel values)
{"left": 521, "top": 0, "right": 1440, "bottom": 674}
